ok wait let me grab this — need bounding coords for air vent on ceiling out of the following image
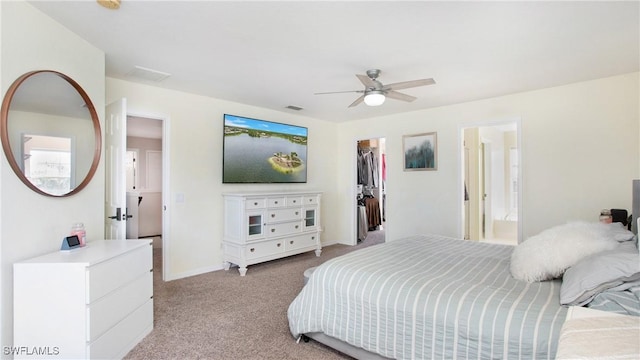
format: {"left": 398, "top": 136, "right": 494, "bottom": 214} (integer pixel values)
{"left": 126, "top": 66, "right": 171, "bottom": 82}
{"left": 285, "top": 105, "right": 303, "bottom": 111}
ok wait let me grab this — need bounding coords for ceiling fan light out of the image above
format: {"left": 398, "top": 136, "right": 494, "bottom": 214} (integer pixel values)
{"left": 364, "top": 91, "right": 385, "bottom": 106}
{"left": 97, "top": 0, "right": 120, "bottom": 9}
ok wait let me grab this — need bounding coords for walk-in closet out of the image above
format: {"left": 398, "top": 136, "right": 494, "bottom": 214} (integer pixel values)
{"left": 356, "top": 138, "right": 386, "bottom": 244}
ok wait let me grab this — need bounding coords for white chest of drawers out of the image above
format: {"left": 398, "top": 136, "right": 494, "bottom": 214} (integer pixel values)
{"left": 223, "top": 191, "right": 322, "bottom": 276}
{"left": 13, "top": 240, "right": 153, "bottom": 359}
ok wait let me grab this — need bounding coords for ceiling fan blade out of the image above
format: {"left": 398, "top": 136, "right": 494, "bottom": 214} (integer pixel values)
{"left": 356, "top": 74, "right": 376, "bottom": 88}
{"left": 385, "top": 90, "right": 417, "bottom": 102}
{"left": 348, "top": 95, "right": 365, "bottom": 108}
{"left": 384, "top": 78, "right": 435, "bottom": 91}
{"left": 314, "top": 90, "right": 363, "bottom": 95}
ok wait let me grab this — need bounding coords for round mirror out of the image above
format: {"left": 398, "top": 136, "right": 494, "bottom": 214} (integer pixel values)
{"left": 0, "top": 70, "right": 101, "bottom": 197}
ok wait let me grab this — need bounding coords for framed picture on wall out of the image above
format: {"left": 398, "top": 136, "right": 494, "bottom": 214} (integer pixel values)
{"left": 403, "top": 132, "right": 437, "bottom": 171}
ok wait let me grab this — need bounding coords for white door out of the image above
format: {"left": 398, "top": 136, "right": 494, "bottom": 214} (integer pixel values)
{"left": 105, "top": 98, "right": 127, "bottom": 240}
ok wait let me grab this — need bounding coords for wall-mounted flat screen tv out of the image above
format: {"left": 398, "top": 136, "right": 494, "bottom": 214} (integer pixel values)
{"left": 223, "top": 114, "right": 308, "bottom": 183}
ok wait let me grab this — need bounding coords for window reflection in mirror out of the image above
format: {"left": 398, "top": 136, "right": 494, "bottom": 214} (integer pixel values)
{"left": 22, "top": 134, "right": 74, "bottom": 196}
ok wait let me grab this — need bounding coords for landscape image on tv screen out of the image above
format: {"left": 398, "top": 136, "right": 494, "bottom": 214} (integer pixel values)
{"left": 223, "top": 114, "right": 308, "bottom": 183}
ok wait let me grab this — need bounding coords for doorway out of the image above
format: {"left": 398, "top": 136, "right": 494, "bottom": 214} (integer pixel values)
{"left": 105, "top": 99, "right": 170, "bottom": 280}
{"left": 356, "top": 137, "right": 386, "bottom": 246}
{"left": 126, "top": 115, "right": 162, "bottom": 237}
{"left": 126, "top": 114, "right": 169, "bottom": 280}
{"left": 461, "top": 120, "right": 520, "bottom": 245}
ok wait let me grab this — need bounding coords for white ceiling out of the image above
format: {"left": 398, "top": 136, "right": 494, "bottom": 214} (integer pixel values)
{"left": 28, "top": 1, "right": 639, "bottom": 123}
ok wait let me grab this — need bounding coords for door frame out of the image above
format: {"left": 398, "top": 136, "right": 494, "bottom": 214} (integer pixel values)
{"left": 127, "top": 110, "right": 171, "bottom": 281}
{"left": 458, "top": 117, "right": 522, "bottom": 243}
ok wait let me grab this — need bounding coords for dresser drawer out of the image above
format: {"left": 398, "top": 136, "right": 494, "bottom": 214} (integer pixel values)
{"left": 87, "top": 245, "right": 151, "bottom": 303}
{"left": 285, "top": 233, "right": 319, "bottom": 252}
{"left": 245, "top": 239, "right": 285, "bottom": 260}
{"left": 303, "top": 195, "right": 319, "bottom": 205}
{"left": 266, "top": 221, "right": 302, "bottom": 237}
{"left": 87, "top": 271, "right": 152, "bottom": 342}
{"left": 267, "top": 208, "right": 302, "bottom": 223}
{"left": 267, "top": 197, "right": 285, "bottom": 207}
{"left": 286, "top": 196, "right": 303, "bottom": 206}
{"left": 245, "top": 198, "right": 266, "bottom": 210}
{"left": 88, "top": 299, "right": 153, "bottom": 360}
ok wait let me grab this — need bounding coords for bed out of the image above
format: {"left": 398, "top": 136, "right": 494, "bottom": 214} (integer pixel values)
{"left": 556, "top": 306, "right": 640, "bottom": 359}
{"left": 288, "top": 234, "right": 567, "bottom": 359}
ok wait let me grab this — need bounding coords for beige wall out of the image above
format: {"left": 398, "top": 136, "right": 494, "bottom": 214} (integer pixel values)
{"left": 0, "top": 1, "right": 105, "bottom": 353}
{"left": 335, "top": 73, "right": 639, "bottom": 245}
{"left": 106, "top": 78, "right": 340, "bottom": 280}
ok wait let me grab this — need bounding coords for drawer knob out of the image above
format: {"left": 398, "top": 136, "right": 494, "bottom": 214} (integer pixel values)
{"left": 254, "top": 202, "right": 258, "bottom": 206}
{"left": 295, "top": 225, "right": 299, "bottom": 229}
{"left": 295, "top": 211, "right": 299, "bottom": 215}
{"left": 290, "top": 240, "right": 294, "bottom": 244}
{"left": 293, "top": 200, "right": 297, "bottom": 203}
{"left": 271, "top": 214, "right": 275, "bottom": 218}
{"left": 271, "top": 229, "right": 275, "bottom": 233}
{"left": 250, "top": 248, "right": 255, "bottom": 252}
{"left": 312, "top": 236, "right": 315, "bottom": 240}
{"left": 274, "top": 201, "right": 278, "bottom": 204}
{"left": 277, "top": 243, "right": 281, "bottom": 247}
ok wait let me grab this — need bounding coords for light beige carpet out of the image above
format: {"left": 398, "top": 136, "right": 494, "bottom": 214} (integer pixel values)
{"left": 124, "top": 230, "right": 385, "bottom": 360}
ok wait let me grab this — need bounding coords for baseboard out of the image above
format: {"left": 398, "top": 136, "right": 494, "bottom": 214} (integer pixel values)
{"left": 321, "top": 240, "right": 340, "bottom": 246}
{"left": 163, "top": 241, "right": 347, "bottom": 281}
{"left": 164, "top": 263, "right": 223, "bottom": 281}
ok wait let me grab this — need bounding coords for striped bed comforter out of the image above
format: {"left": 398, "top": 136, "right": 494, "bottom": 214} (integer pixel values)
{"left": 288, "top": 234, "right": 568, "bottom": 359}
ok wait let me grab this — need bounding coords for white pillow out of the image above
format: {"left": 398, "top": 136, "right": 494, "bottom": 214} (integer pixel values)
{"left": 510, "top": 221, "right": 619, "bottom": 282}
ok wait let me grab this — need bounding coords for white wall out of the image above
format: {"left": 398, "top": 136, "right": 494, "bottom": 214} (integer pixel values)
{"left": 106, "top": 78, "right": 340, "bottom": 280}
{"left": 0, "top": 1, "right": 105, "bottom": 354}
{"left": 335, "top": 73, "right": 639, "bottom": 245}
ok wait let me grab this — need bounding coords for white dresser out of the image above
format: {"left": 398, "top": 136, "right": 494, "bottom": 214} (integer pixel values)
{"left": 13, "top": 240, "right": 153, "bottom": 359}
{"left": 223, "top": 191, "right": 322, "bottom": 276}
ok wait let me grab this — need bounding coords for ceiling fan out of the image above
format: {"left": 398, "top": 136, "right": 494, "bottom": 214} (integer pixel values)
{"left": 315, "top": 69, "right": 435, "bottom": 108}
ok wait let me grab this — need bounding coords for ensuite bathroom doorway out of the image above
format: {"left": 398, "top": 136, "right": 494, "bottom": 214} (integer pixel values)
{"left": 462, "top": 121, "right": 520, "bottom": 245}
{"left": 356, "top": 137, "right": 386, "bottom": 246}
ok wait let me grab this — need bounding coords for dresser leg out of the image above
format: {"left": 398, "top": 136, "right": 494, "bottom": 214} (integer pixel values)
{"left": 238, "top": 266, "right": 247, "bottom": 276}
{"left": 315, "top": 248, "right": 322, "bottom": 257}
{"left": 223, "top": 261, "right": 230, "bottom": 271}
